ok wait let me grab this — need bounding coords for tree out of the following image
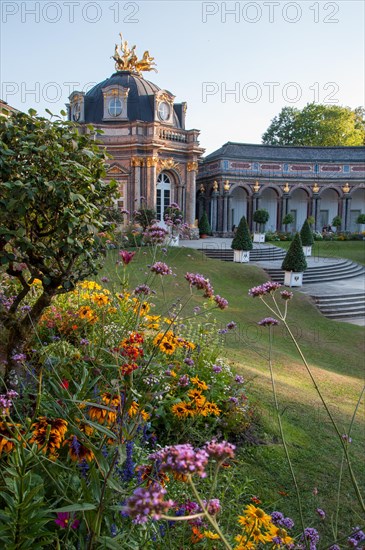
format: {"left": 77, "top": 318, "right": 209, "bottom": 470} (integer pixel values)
{"left": 0, "top": 110, "right": 117, "bottom": 379}
{"left": 262, "top": 103, "right": 365, "bottom": 146}
{"left": 356, "top": 214, "right": 365, "bottom": 225}
{"left": 300, "top": 219, "right": 314, "bottom": 246}
{"left": 198, "top": 211, "right": 211, "bottom": 236}
{"left": 281, "top": 233, "right": 307, "bottom": 272}
{"left": 231, "top": 216, "right": 252, "bottom": 251}
{"left": 332, "top": 215, "right": 342, "bottom": 231}
{"left": 282, "top": 213, "right": 295, "bottom": 232}
{"left": 253, "top": 209, "right": 269, "bottom": 232}
{"left": 133, "top": 207, "right": 157, "bottom": 230}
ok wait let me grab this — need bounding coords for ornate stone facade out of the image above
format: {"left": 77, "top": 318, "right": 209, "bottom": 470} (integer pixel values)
{"left": 197, "top": 143, "right": 365, "bottom": 234}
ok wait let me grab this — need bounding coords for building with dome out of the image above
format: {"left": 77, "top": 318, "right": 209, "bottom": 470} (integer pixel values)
{"left": 66, "top": 35, "right": 204, "bottom": 229}
{"left": 197, "top": 142, "right": 365, "bottom": 235}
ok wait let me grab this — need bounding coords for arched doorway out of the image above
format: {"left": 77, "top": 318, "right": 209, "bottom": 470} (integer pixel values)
{"left": 260, "top": 188, "right": 278, "bottom": 231}
{"left": 288, "top": 189, "right": 309, "bottom": 231}
{"left": 349, "top": 188, "right": 365, "bottom": 231}
{"left": 230, "top": 186, "right": 248, "bottom": 229}
{"left": 156, "top": 172, "right": 171, "bottom": 224}
{"left": 319, "top": 189, "right": 339, "bottom": 230}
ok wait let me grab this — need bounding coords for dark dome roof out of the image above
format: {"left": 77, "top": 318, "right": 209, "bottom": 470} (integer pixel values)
{"left": 84, "top": 71, "right": 180, "bottom": 126}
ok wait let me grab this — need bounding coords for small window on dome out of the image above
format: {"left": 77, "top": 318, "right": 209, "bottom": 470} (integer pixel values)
{"left": 72, "top": 102, "right": 81, "bottom": 122}
{"left": 108, "top": 97, "right": 123, "bottom": 117}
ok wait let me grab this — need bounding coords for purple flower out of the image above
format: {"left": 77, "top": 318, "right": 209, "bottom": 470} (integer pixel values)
{"left": 0, "top": 390, "right": 19, "bottom": 415}
{"left": 149, "top": 444, "right": 209, "bottom": 478}
{"left": 202, "top": 498, "right": 221, "bottom": 515}
{"left": 55, "top": 512, "right": 80, "bottom": 529}
{"left": 248, "top": 281, "right": 281, "bottom": 297}
{"left": 301, "top": 527, "right": 320, "bottom": 550}
{"left": 235, "top": 375, "right": 244, "bottom": 384}
{"left": 342, "top": 434, "right": 352, "bottom": 443}
{"left": 134, "top": 284, "right": 151, "bottom": 296}
{"left": 178, "top": 374, "right": 190, "bottom": 387}
{"left": 150, "top": 262, "right": 172, "bottom": 276}
{"left": 21, "top": 305, "right": 32, "bottom": 312}
{"left": 348, "top": 538, "right": 358, "bottom": 548}
{"left": 316, "top": 508, "right": 326, "bottom": 520}
{"left": 229, "top": 397, "right": 239, "bottom": 405}
{"left": 351, "top": 528, "right": 365, "bottom": 542}
{"left": 80, "top": 338, "right": 89, "bottom": 346}
{"left": 12, "top": 353, "right": 26, "bottom": 363}
{"left": 258, "top": 317, "right": 280, "bottom": 327}
{"left": 184, "top": 358, "right": 194, "bottom": 366}
{"left": 71, "top": 436, "right": 81, "bottom": 457}
{"left": 212, "top": 364, "right": 222, "bottom": 373}
{"left": 226, "top": 321, "right": 237, "bottom": 330}
{"left": 119, "top": 250, "right": 136, "bottom": 265}
{"left": 193, "top": 306, "right": 201, "bottom": 313}
{"left": 123, "top": 484, "right": 174, "bottom": 523}
{"left": 280, "top": 290, "right": 293, "bottom": 300}
{"left": 329, "top": 546, "right": 340, "bottom": 550}
{"left": 214, "top": 295, "right": 228, "bottom": 310}
{"left": 185, "top": 273, "right": 214, "bottom": 298}
{"left": 204, "top": 439, "right": 235, "bottom": 461}
{"left": 101, "top": 276, "right": 109, "bottom": 283}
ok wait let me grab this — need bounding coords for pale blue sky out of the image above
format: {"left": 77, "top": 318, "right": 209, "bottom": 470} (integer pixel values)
{"left": 1, "top": 0, "right": 364, "bottom": 153}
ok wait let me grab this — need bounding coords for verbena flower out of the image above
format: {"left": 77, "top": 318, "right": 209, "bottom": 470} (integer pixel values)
{"left": 316, "top": 508, "right": 326, "bottom": 519}
{"left": 214, "top": 295, "right": 228, "bottom": 309}
{"left": 248, "top": 281, "right": 281, "bottom": 297}
{"left": 280, "top": 290, "right": 293, "bottom": 300}
{"left": 258, "top": 317, "right": 280, "bottom": 326}
{"left": 204, "top": 439, "right": 235, "bottom": 461}
{"left": 185, "top": 273, "right": 214, "bottom": 298}
{"left": 123, "top": 484, "right": 174, "bottom": 523}
{"left": 150, "top": 262, "right": 172, "bottom": 276}
{"left": 149, "top": 443, "right": 209, "bottom": 478}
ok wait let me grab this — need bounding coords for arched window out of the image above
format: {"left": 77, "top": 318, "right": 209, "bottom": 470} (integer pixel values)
{"left": 108, "top": 97, "right": 123, "bottom": 117}
{"left": 156, "top": 173, "right": 171, "bottom": 222}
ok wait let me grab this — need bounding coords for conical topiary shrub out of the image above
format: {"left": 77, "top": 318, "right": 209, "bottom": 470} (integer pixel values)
{"left": 198, "top": 211, "right": 211, "bottom": 237}
{"left": 282, "top": 233, "right": 307, "bottom": 272}
{"left": 281, "top": 233, "right": 307, "bottom": 287}
{"left": 231, "top": 216, "right": 253, "bottom": 251}
{"left": 300, "top": 219, "right": 314, "bottom": 256}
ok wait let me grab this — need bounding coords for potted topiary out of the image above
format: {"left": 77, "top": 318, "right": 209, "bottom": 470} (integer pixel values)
{"left": 253, "top": 209, "right": 269, "bottom": 243}
{"left": 332, "top": 215, "right": 342, "bottom": 232}
{"left": 282, "top": 213, "right": 294, "bottom": 233}
{"left": 198, "top": 211, "right": 211, "bottom": 238}
{"left": 356, "top": 213, "right": 365, "bottom": 232}
{"left": 231, "top": 216, "right": 253, "bottom": 262}
{"left": 281, "top": 232, "right": 307, "bottom": 287}
{"left": 300, "top": 219, "right": 314, "bottom": 256}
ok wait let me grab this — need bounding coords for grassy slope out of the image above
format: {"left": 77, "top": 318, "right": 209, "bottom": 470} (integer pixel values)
{"left": 100, "top": 247, "right": 364, "bottom": 542}
{"left": 272, "top": 240, "right": 365, "bottom": 265}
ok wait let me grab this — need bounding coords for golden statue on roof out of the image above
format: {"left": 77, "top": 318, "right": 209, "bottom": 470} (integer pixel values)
{"left": 112, "top": 33, "right": 158, "bottom": 76}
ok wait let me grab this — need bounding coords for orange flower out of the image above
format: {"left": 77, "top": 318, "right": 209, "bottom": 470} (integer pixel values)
{"left": 191, "top": 376, "right": 208, "bottom": 390}
{"left": 66, "top": 435, "right": 94, "bottom": 462}
{"left": 88, "top": 406, "right": 116, "bottom": 425}
{"left": 0, "top": 422, "right": 23, "bottom": 455}
{"left": 30, "top": 417, "right": 68, "bottom": 458}
{"left": 128, "top": 401, "right": 139, "bottom": 417}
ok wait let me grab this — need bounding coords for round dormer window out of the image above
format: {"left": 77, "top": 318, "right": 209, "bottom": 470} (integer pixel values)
{"left": 108, "top": 97, "right": 123, "bottom": 117}
{"left": 158, "top": 101, "right": 170, "bottom": 121}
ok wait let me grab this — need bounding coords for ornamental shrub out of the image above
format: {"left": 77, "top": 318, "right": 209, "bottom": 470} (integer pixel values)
{"left": 356, "top": 213, "right": 365, "bottom": 225}
{"left": 332, "top": 215, "right": 342, "bottom": 229}
{"left": 282, "top": 213, "right": 294, "bottom": 230}
{"left": 300, "top": 219, "right": 314, "bottom": 246}
{"left": 133, "top": 207, "right": 157, "bottom": 230}
{"left": 281, "top": 232, "right": 308, "bottom": 272}
{"left": 198, "top": 211, "right": 211, "bottom": 235}
{"left": 231, "top": 216, "right": 253, "bottom": 251}
{"left": 253, "top": 209, "right": 269, "bottom": 232}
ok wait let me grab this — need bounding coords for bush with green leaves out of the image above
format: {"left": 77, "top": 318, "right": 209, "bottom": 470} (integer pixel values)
{"left": 198, "top": 211, "right": 211, "bottom": 235}
{"left": 282, "top": 213, "right": 294, "bottom": 230}
{"left": 356, "top": 213, "right": 365, "bottom": 225}
{"left": 332, "top": 215, "right": 342, "bottom": 229}
{"left": 300, "top": 219, "right": 314, "bottom": 246}
{"left": 0, "top": 109, "right": 117, "bottom": 379}
{"left": 133, "top": 208, "right": 157, "bottom": 231}
{"left": 253, "top": 209, "right": 269, "bottom": 232}
{"left": 281, "top": 232, "right": 308, "bottom": 272}
{"left": 231, "top": 217, "right": 253, "bottom": 251}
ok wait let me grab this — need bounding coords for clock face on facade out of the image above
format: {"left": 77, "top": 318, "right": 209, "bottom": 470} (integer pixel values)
{"left": 72, "top": 103, "right": 81, "bottom": 121}
{"left": 108, "top": 97, "right": 123, "bottom": 117}
{"left": 158, "top": 101, "right": 170, "bottom": 121}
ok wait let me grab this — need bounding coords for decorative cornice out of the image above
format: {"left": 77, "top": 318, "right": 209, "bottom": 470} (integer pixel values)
{"left": 146, "top": 156, "right": 159, "bottom": 167}
{"left": 131, "top": 156, "right": 144, "bottom": 167}
{"left": 187, "top": 161, "right": 198, "bottom": 172}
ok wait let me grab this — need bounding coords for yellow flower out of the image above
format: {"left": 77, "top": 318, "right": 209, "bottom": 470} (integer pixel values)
{"left": 88, "top": 406, "right": 116, "bottom": 425}
{"left": 234, "top": 535, "right": 256, "bottom": 550}
{"left": 132, "top": 298, "right": 150, "bottom": 315}
{"left": 249, "top": 526, "right": 271, "bottom": 544}
{"left": 140, "top": 409, "right": 150, "bottom": 421}
{"left": 30, "top": 417, "right": 68, "bottom": 458}
{"left": 203, "top": 530, "right": 220, "bottom": 540}
{"left": 267, "top": 524, "right": 294, "bottom": 546}
{"left": 79, "top": 280, "right": 102, "bottom": 291}
{"left": 91, "top": 293, "right": 110, "bottom": 307}
{"left": 31, "top": 278, "right": 42, "bottom": 286}
{"left": 144, "top": 315, "right": 160, "bottom": 329}
{"left": 191, "top": 376, "right": 208, "bottom": 390}
{"left": 242, "top": 505, "right": 272, "bottom": 528}
{"left": 159, "top": 339, "right": 176, "bottom": 354}
{"left": 201, "top": 401, "right": 221, "bottom": 416}
{"left": 171, "top": 402, "right": 193, "bottom": 418}
{"left": 128, "top": 401, "right": 139, "bottom": 417}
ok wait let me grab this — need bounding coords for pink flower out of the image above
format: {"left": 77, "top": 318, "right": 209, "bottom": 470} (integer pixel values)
{"left": 55, "top": 512, "right": 80, "bottom": 529}
{"left": 119, "top": 250, "right": 136, "bottom": 265}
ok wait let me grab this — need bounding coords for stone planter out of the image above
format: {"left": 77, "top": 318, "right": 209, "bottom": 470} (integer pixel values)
{"left": 233, "top": 250, "right": 250, "bottom": 263}
{"left": 200, "top": 234, "right": 209, "bottom": 239}
{"left": 253, "top": 233, "right": 265, "bottom": 243}
{"left": 302, "top": 246, "right": 312, "bottom": 257}
{"left": 284, "top": 271, "right": 303, "bottom": 287}
{"left": 168, "top": 235, "right": 180, "bottom": 247}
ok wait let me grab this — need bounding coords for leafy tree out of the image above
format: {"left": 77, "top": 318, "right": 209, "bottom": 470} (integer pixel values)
{"left": 253, "top": 209, "right": 269, "bottom": 232}
{"left": 282, "top": 213, "right": 295, "bottom": 231}
{"left": 300, "top": 219, "right": 314, "bottom": 246}
{"left": 198, "top": 211, "right": 211, "bottom": 236}
{"left": 262, "top": 103, "right": 365, "bottom": 146}
{"left": 231, "top": 216, "right": 252, "bottom": 251}
{"left": 281, "top": 233, "right": 307, "bottom": 272}
{"left": 0, "top": 110, "right": 117, "bottom": 379}
{"left": 356, "top": 213, "right": 365, "bottom": 225}
{"left": 133, "top": 207, "right": 157, "bottom": 230}
{"left": 332, "top": 215, "right": 342, "bottom": 230}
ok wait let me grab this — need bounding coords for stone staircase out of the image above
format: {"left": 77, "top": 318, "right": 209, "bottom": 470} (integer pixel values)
{"left": 264, "top": 259, "right": 365, "bottom": 284}
{"left": 311, "top": 293, "right": 365, "bottom": 319}
{"left": 201, "top": 244, "right": 286, "bottom": 262}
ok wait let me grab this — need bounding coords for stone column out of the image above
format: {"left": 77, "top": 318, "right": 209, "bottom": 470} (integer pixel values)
{"left": 312, "top": 195, "right": 321, "bottom": 231}
{"left": 343, "top": 196, "right": 352, "bottom": 231}
{"left": 252, "top": 194, "right": 260, "bottom": 231}
{"left": 281, "top": 193, "right": 289, "bottom": 231}
{"left": 211, "top": 191, "right": 219, "bottom": 232}
{"left": 146, "top": 156, "right": 159, "bottom": 210}
{"left": 131, "top": 157, "right": 143, "bottom": 207}
{"left": 186, "top": 161, "right": 198, "bottom": 227}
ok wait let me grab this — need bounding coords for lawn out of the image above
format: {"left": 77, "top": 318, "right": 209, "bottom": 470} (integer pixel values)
{"left": 99, "top": 246, "right": 365, "bottom": 545}
{"left": 272, "top": 239, "right": 365, "bottom": 265}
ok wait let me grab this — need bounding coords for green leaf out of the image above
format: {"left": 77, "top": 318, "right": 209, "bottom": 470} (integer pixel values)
{"left": 50, "top": 503, "right": 96, "bottom": 513}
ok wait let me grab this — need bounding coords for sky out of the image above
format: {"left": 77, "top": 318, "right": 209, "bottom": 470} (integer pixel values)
{"left": 1, "top": 0, "right": 364, "bottom": 154}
